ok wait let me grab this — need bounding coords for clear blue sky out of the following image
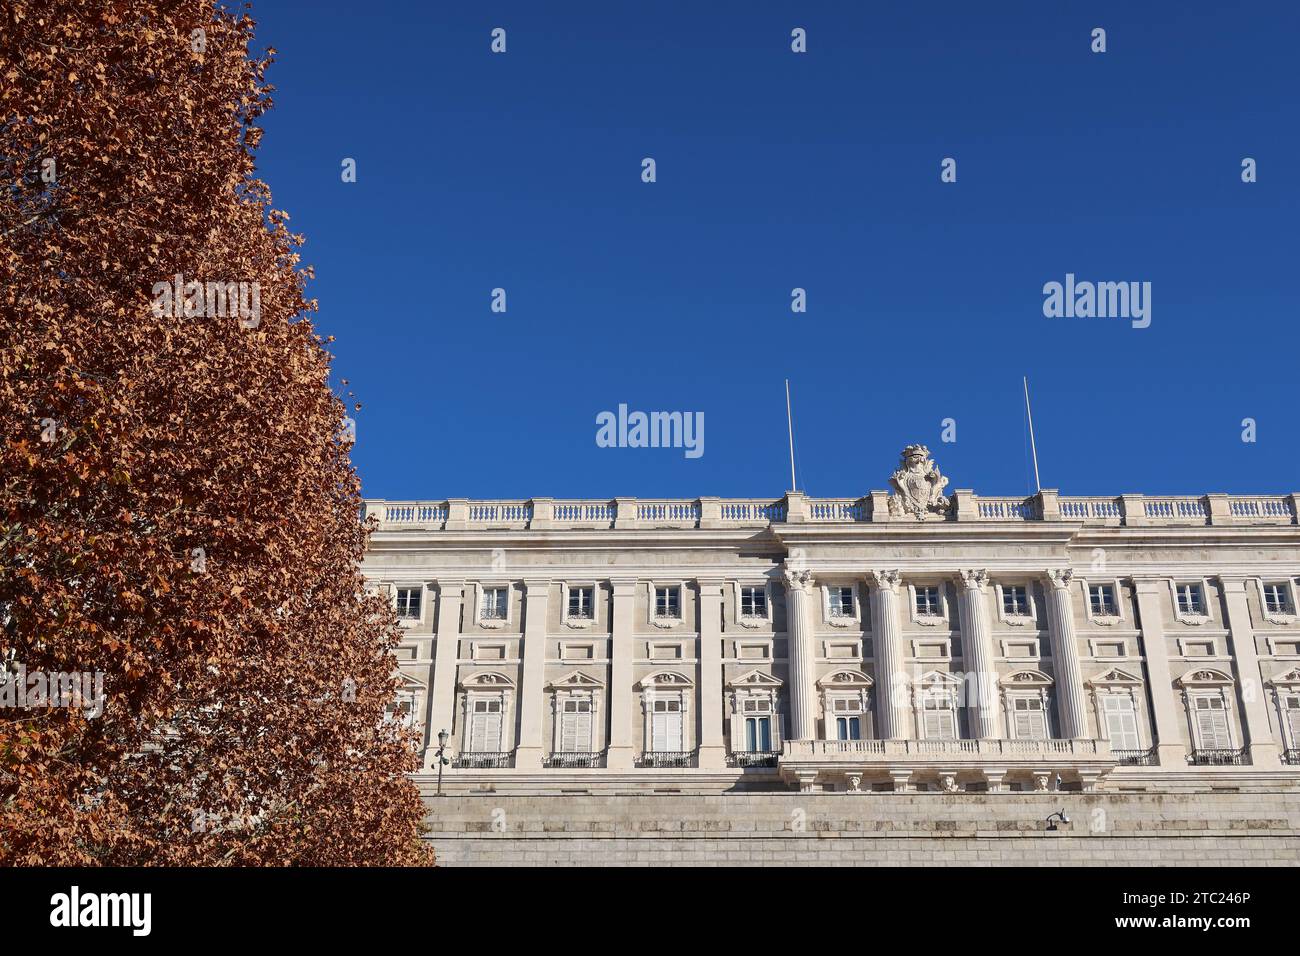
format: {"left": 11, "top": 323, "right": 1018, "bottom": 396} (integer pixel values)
{"left": 252, "top": 1, "right": 1298, "bottom": 501}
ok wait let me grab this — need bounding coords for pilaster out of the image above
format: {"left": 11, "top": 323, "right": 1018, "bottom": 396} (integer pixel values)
{"left": 607, "top": 578, "right": 638, "bottom": 768}
{"left": 696, "top": 578, "right": 727, "bottom": 769}
{"left": 1133, "top": 578, "right": 1189, "bottom": 766}
{"left": 1219, "top": 575, "right": 1279, "bottom": 767}
{"left": 514, "top": 578, "right": 551, "bottom": 769}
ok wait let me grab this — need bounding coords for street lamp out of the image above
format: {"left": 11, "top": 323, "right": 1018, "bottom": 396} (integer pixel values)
{"left": 1045, "top": 809, "right": 1070, "bottom": 831}
{"left": 435, "top": 729, "right": 450, "bottom": 797}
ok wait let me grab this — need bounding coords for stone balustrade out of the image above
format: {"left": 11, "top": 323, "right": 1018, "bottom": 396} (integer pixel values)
{"left": 364, "top": 490, "right": 1298, "bottom": 531}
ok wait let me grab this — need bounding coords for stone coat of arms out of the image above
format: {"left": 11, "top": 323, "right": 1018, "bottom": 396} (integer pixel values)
{"left": 887, "top": 445, "right": 950, "bottom": 519}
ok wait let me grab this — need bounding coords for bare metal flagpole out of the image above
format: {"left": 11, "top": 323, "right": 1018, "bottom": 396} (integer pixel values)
{"left": 1023, "top": 376, "right": 1042, "bottom": 493}
{"left": 785, "top": 379, "right": 798, "bottom": 492}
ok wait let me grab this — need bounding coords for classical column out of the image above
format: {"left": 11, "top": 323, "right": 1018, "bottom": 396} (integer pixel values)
{"left": 956, "top": 569, "right": 999, "bottom": 739}
{"left": 426, "top": 579, "right": 463, "bottom": 766}
{"left": 870, "top": 570, "right": 907, "bottom": 739}
{"left": 1044, "top": 569, "right": 1088, "bottom": 739}
{"left": 1220, "top": 576, "right": 1279, "bottom": 767}
{"left": 1133, "top": 578, "right": 1190, "bottom": 766}
{"left": 606, "top": 578, "right": 637, "bottom": 769}
{"left": 513, "top": 578, "right": 550, "bottom": 769}
{"left": 781, "top": 564, "right": 817, "bottom": 740}
{"left": 696, "top": 579, "right": 727, "bottom": 768}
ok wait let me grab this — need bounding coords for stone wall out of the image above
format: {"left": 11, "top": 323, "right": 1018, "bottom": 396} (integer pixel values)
{"left": 425, "top": 791, "right": 1300, "bottom": 866}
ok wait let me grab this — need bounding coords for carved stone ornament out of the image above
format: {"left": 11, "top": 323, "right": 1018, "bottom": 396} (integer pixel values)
{"left": 873, "top": 569, "right": 902, "bottom": 593}
{"left": 782, "top": 565, "right": 815, "bottom": 594}
{"left": 958, "top": 569, "right": 989, "bottom": 592}
{"left": 887, "top": 445, "right": 951, "bottom": 520}
{"left": 939, "top": 773, "right": 959, "bottom": 793}
{"left": 1046, "top": 568, "right": 1075, "bottom": 591}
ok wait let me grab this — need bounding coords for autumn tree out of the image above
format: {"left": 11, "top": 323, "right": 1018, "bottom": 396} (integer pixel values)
{"left": 0, "top": 0, "right": 433, "bottom": 864}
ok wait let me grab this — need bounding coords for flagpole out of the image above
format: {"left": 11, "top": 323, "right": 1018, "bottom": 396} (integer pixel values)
{"left": 1024, "top": 376, "right": 1041, "bottom": 493}
{"left": 785, "top": 379, "right": 797, "bottom": 492}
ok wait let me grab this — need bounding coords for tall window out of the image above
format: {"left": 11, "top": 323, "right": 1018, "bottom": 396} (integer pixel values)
{"left": 1011, "top": 696, "right": 1047, "bottom": 739}
{"left": 915, "top": 586, "right": 941, "bottom": 617}
{"left": 468, "top": 698, "right": 503, "bottom": 751}
{"left": 481, "top": 587, "right": 508, "bottom": 620}
{"left": 1100, "top": 694, "right": 1139, "bottom": 750}
{"left": 831, "top": 697, "right": 862, "bottom": 741}
{"left": 568, "top": 586, "right": 594, "bottom": 620}
{"left": 1281, "top": 693, "right": 1300, "bottom": 748}
{"left": 828, "top": 586, "right": 855, "bottom": 618}
{"left": 742, "top": 697, "right": 772, "bottom": 750}
{"left": 1192, "top": 695, "right": 1231, "bottom": 750}
{"left": 654, "top": 586, "right": 680, "bottom": 619}
{"left": 1176, "top": 583, "right": 1205, "bottom": 616}
{"left": 740, "top": 586, "right": 767, "bottom": 618}
{"left": 395, "top": 587, "right": 421, "bottom": 621}
{"left": 650, "top": 698, "right": 683, "bottom": 750}
{"left": 1089, "top": 584, "right": 1117, "bottom": 617}
{"left": 1002, "top": 585, "right": 1030, "bottom": 616}
{"left": 922, "top": 694, "right": 956, "bottom": 739}
{"left": 558, "top": 697, "right": 593, "bottom": 752}
{"left": 1263, "top": 583, "right": 1292, "bottom": 615}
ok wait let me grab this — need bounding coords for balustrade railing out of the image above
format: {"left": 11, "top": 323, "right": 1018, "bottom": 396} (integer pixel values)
{"left": 1189, "top": 747, "right": 1249, "bottom": 767}
{"left": 1283, "top": 748, "right": 1300, "bottom": 766}
{"left": 637, "top": 751, "right": 696, "bottom": 768}
{"left": 727, "top": 751, "right": 781, "bottom": 768}
{"left": 544, "top": 751, "right": 605, "bottom": 769}
{"left": 366, "top": 491, "right": 1296, "bottom": 531}
{"left": 1112, "top": 747, "right": 1158, "bottom": 766}
{"left": 451, "top": 751, "right": 514, "bottom": 769}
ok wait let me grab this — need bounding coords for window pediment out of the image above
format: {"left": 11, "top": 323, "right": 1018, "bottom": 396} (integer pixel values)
{"left": 1000, "top": 668, "right": 1053, "bottom": 688}
{"left": 546, "top": 669, "right": 604, "bottom": 691}
{"left": 727, "top": 668, "right": 783, "bottom": 689}
{"left": 1086, "top": 667, "right": 1142, "bottom": 687}
{"left": 1266, "top": 667, "right": 1300, "bottom": 687}
{"left": 638, "top": 670, "right": 694, "bottom": 689}
{"left": 1176, "top": 667, "right": 1234, "bottom": 688}
{"left": 816, "top": 668, "right": 872, "bottom": 689}
{"left": 459, "top": 670, "right": 515, "bottom": 690}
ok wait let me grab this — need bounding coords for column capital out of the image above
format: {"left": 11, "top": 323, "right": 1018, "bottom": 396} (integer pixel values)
{"left": 609, "top": 577, "right": 639, "bottom": 595}
{"left": 957, "top": 568, "right": 989, "bottom": 592}
{"left": 431, "top": 578, "right": 465, "bottom": 593}
{"left": 1045, "top": 568, "right": 1075, "bottom": 591}
{"left": 781, "top": 564, "right": 816, "bottom": 593}
{"left": 1215, "top": 574, "right": 1251, "bottom": 593}
{"left": 871, "top": 569, "right": 902, "bottom": 593}
{"left": 522, "top": 577, "right": 554, "bottom": 592}
{"left": 1132, "top": 576, "right": 1167, "bottom": 595}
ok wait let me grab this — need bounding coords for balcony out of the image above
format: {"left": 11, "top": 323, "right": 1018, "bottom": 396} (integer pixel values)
{"left": 451, "top": 751, "right": 514, "bottom": 769}
{"left": 1113, "top": 747, "right": 1158, "bottom": 767}
{"left": 1284, "top": 749, "right": 1300, "bottom": 766}
{"left": 778, "top": 737, "right": 1116, "bottom": 791}
{"left": 544, "top": 751, "right": 605, "bottom": 769}
{"left": 637, "top": 750, "right": 696, "bottom": 769}
{"left": 1189, "top": 747, "right": 1249, "bottom": 767}
{"left": 727, "top": 751, "right": 780, "bottom": 769}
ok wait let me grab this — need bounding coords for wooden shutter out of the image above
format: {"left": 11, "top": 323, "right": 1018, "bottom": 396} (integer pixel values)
{"left": 1102, "top": 695, "right": 1139, "bottom": 750}
{"left": 1013, "top": 698, "right": 1046, "bottom": 740}
{"left": 654, "top": 706, "right": 683, "bottom": 751}
{"left": 924, "top": 702, "right": 955, "bottom": 740}
{"left": 1195, "top": 698, "right": 1230, "bottom": 749}
{"left": 1285, "top": 696, "right": 1300, "bottom": 745}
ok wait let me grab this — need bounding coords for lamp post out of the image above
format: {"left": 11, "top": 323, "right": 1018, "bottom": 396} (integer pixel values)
{"left": 435, "top": 729, "right": 450, "bottom": 797}
{"left": 1045, "top": 809, "right": 1070, "bottom": 831}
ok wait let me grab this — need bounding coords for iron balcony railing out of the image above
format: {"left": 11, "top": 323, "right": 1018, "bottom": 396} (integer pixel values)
{"left": 637, "top": 750, "right": 696, "bottom": 768}
{"left": 727, "top": 751, "right": 780, "bottom": 769}
{"left": 451, "top": 751, "right": 514, "bottom": 769}
{"left": 1283, "top": 748, "right": 1300, "bottom": 766}
{"left": 544, "top": 751, "right": 605, "bottom": 769}
{"left": 1113, "top": 747, "right": 1158, "bottom": 766}
{"left": 1189, "top": 747, "right": 1249, "bottom": 767}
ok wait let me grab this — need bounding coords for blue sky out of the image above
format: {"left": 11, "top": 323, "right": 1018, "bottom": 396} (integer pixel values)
{"left": 252, "top": 1, "right": 1298, "bottom": 501}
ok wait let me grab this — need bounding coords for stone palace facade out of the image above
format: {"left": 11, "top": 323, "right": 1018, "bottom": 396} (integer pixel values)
{"left": 363, "top": 447, "right": 1300, "bottom": 795}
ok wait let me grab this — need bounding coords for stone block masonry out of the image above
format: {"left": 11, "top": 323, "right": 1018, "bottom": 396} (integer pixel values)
{"left": 424, "top": 791, "right": 1300, "bottom": 866}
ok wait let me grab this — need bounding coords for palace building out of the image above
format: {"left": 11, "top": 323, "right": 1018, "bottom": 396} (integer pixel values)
{"left": 363, "top": 447, "right": 1300, "bottom": 795}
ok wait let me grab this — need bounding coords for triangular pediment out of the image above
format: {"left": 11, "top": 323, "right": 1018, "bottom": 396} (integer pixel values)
{"left": 395, "top": 671, "right": 426, "bottom": 690}
{"left": 726, "top": 668, "right": 783, "bottom": 689}
{"left": 915, "top": 670, "right": 962, "bottom": 688}
{"left": 547, "top": 669, "right": 605, "bottom": 690}
{"left": 1086, "top": 667, "right": 1142, "bottom": 687}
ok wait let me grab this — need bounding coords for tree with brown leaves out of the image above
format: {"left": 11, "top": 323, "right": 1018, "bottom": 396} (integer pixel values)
{"left": 0, "top": 0, "right": 433, "bottom": 865}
